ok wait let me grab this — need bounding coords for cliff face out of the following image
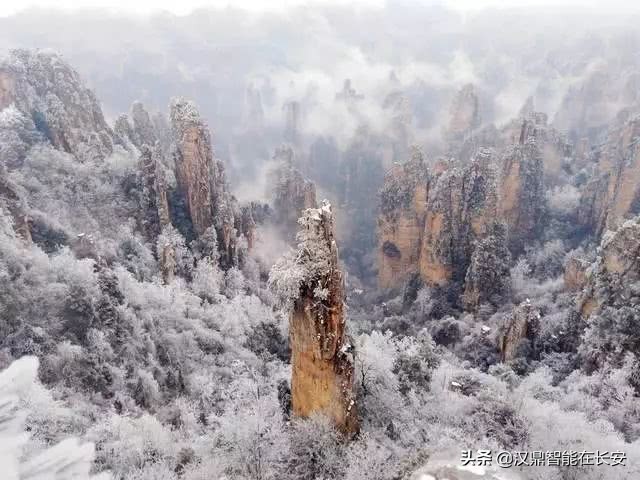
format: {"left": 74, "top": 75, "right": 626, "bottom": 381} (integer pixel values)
{"left": 502, "top": 111, "right": 570, "bottom": 185}
{"left": 445, "top": 84, "right": 480, "bottom": 144}
{"left": 0, "top": 49, "right": 252, "bottom": 277}
{"left": 130, "top": 101, "right": 158, "bottom": 149}
{"left": 378, "top": 150, "right": 430, "bottom": 289}
{"left": 377, "top": 146, "right": 510, "bottom": 312}
{"left": 462, "top": 222, "right": 511, "bottom": 311}
{"left": 170, "top": 98, "right": 216, "bottom": 237}
{"left": 377, "top": 148, "right": 501, "bottom": 298}
{"left": 578, "top": 218, "right": 640, "bottom": 319}
{"left": 287, "top": 203, "right": 358, "bottom": 436}
{"left": 497, "top": 137, "right": 545, "bottom": 254}
{"left": 420, "top": 153, "right": 499, "bottom": 286}
{"left": 137, "top": 145, "right": 171, "bottom": 242}
{"left": 0, "top": 49, "right": 114, "bottom": 162}
{"left": 271, "top": 145, "right": 317, "bottom": 238}
{"left": 578, "top": 115, "right": 640, "bottom": 236}
{"left": 499, "top": 300, "right": 541, "bottom": 362}
{"left": 564, "top": 254, "right": 589, "bottom": 291}
{"left": 169, "top": 97, "right": 240, "bottom": 267}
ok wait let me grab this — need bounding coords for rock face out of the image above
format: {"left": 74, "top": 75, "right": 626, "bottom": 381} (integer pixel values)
{"left": 287, "top": 203, "right": 358, "bottom": 436}
{"left": 113, "top": 102, "right": 158, "bottom": 152}
{"left": 497, "top": 135, "right": 545, "bottom": 254}
{"left": 377, "top": 148, "right": 503, "bottom": 301}
{"left": 170, "top": 97, "right": 239, "bottom": 267}
{"left": 0, "top": 49, "right": 114, "bottom": 162}
{"left": 553, "top": 66, "right": 640, "bottom": 140}
{"left": 445, "top": 84, "right": 480, "bottom": 144}
{"left": 578, "top": 218, "right": 640, "bottom": 319}
{"left": 462, "top": 222, "right": 511, "bottom": 311}
{"left": 130, "top": 101, "right": 158, "bottom": 149}
{"left": 578, "top": 115, "right": 640, "bottom": 236}
{"left": 159, "top": 240, "right": 177, "bottom": 284}
{"left": 499, "top": 300, "right": 541, "bottom": 362}
{"left": 377, "top": 146, "right": 515, "bottom": 313}
{"left": 502, "top": 111, "right": 570, "bottom": 185}
{"left": 564, "top": 253, "right": 589, "bottom": 291}
{"left": 271, "top": 144, "right": 317, "bottom": 238}
{"left": 170, "top": 98, "right": 216, "bottom": 237}
{"left": 420, "top": 152, "right": 499, "bottom": 286}
{"left": 378, "top": 149, "right": 430, "bottom": 289}
{"left": 137, "top": 145, "right": 171, "bottom": 242}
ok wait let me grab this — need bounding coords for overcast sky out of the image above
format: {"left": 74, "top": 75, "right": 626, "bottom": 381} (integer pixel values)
{"left": 1, "top": 0, "right": 637, "bottom": 17}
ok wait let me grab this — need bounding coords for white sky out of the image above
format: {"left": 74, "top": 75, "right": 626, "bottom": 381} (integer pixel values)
{"left": 0, "top": 0, "right": 636, "bottom": 17}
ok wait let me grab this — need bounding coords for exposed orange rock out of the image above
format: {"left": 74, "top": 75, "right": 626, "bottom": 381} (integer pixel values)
{"left": 159, "top": 241, "right": 176, "bottom": 284}
{"left": 499, "top": 300, "right": 541, "bottom": 362}
{"left": 578, "top": 218, "right": 640, "bottom": 318}
{"left": 419, "top": 152, "right": 499, "bottom": 286}
{"left": 170, "top": 97, "right": 240, "bottom": 268}
{"left": 378, "top": 149, "right": 430, "bottom": 289}
{"left": 287, "top": 203, "right": 358, "bottom": 436}
{"left": 377, "top": 147, "right": 501, "bottom": 295}
{"left": 171, "top": 99, "right": 215, "bottom": 236}
{"left": 578, "top": 115, "right": 640, "bottom": 236}
{"left": 497, "top": 133, "right": 545, "bottom": 254}
{"left": 563, "top": 255, "right": 589, "bottom": 291}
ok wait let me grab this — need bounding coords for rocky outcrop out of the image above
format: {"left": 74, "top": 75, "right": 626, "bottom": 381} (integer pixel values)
{"left": 170, "top": 97, "right": 239, "bottom": 267}
{"left": 238, "top": 204, "right": 257, "bottom": 250}
{"left": 0, "top": 49, "right": 114, "bottom": 162}
{"left": 113, "top": 114, "right": 137, "bottom": 152}
{"left": 578, "top": 217, "right": 640, "bottom": 319}
{"left": 499, "top": 300, "right": 541, "bottom": 362}
{"left": 446, "top": 83, "right": 480, "bottom": 140}
{"left": 462, "top": 222, "right": 511, "bottom": 311}
{"left": 130, "top": 101, "right": 158, "bottom": 149}
{"left": 502, "top": 111, "right": 570, "bottom": 185}
{"left": 283, "top": 100, "right": 300, "bottom": 145}
{"left": 378, "top": 149, "right": 430, "bottom": 289}
{"left": 553, "top": 66, "right": 640, "bottom": 140}
{"left": 170, "top": 97, "right": 216, "bottom": 237}
{"left": 564, "top": 253, "right": 589, "bottom": 291}
{"left": 271, "top": 144, "right": 317, "bottom": 239}
{"left": 578, "top": 115, "right": 640, "bottom": 236}
{"left": 497, "top": 134, "right": 545, "bottom": 254}
{"left": 137, "top": 145, "right": 171, "bottom": 242}
{"left": 378, "top": 148, "right": 500, "bottom": 295}
{"left": 445, "top": 84, "right": 480, "bottom": 145}
{"left": 159, "top": 240, "right": 177, "bottom": 284}
{"left": 419, "top": 150, "right": 499, "bottom": 286}
{"left": 114, "top": 102, "right": 159, "bottom": 153}
{"left": 285, "top": 203, "right": 358, "bottom": 436}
